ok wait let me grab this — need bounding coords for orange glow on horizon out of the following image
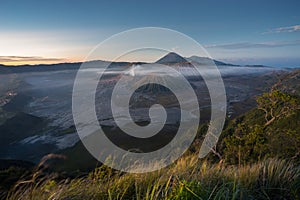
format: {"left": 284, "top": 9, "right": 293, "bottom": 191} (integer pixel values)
{"left": 0, "top": 57, "right": 83, "bottom": 66}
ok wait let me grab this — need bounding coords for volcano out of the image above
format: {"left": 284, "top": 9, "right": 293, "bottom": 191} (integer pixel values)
{"left": 155, "top": 52, "right": 188, "bottom": 64}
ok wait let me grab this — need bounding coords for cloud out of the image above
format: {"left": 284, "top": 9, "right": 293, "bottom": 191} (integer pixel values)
{"left": 265, "top": 25, "right": 300, "bottom": 33}
{"left": 205, "top": 40, "right": 300, "bottom": 49}
{"left": 0, "top": 56, "right": 65, "bottom": 63}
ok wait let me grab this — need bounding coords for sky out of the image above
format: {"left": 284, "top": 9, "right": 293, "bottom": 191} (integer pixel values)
{"left": 0, "top": 0, "right": 300, "bottom": 67}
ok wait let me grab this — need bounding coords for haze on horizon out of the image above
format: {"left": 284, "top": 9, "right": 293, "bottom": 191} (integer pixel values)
{"left": 1, "top": 0, "right": 300, "bottom": 67}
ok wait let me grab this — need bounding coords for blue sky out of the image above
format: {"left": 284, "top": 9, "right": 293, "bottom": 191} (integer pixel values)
{"left": 0, "top": 0, "right": 300, "bottom": 67}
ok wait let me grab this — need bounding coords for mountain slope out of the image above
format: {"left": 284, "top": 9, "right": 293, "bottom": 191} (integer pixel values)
{"left": 187, "top": 55, "right": 236, "bottom": 66}
{"left": 218, "top": 69, "right": 300, "bottom": 164}
{"left": 155, "top": 52, "right": 236, "bottom": 66}
{"left": 155, "top": 52, "right": 188, "bottom": 64}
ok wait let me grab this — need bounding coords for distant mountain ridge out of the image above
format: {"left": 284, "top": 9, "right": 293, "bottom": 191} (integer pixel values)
{"left": 187, "top": 55, "right": 237, "bottom": 66}
{"left": 155, "top": 52, "right": 236, "bottom": 66}
{"left": 0, "top": 52, "right": 274, "bottom": 74}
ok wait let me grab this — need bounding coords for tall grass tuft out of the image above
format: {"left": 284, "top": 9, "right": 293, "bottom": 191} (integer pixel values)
{"left": 6, "top": 156, "right": 300, "bottom": 200}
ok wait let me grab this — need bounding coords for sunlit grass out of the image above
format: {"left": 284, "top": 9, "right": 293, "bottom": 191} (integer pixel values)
{"left": 6, "top": 155, "right": 300, "bottom": 200}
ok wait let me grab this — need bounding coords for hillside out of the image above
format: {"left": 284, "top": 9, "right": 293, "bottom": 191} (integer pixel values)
{"left": 218, "top": 69, "right": 300, "bottom": 164}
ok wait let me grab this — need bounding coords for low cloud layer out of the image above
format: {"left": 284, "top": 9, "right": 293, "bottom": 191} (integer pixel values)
{"left": 0, "top": 56, "right": 65, "bottom": 63}
{"left": 205, "top": 40, "right": 300, "bottom": 49}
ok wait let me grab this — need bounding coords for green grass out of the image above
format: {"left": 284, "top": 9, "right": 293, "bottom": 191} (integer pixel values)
{"left": 5, "top": 156, "right": 300, "bottom": 200}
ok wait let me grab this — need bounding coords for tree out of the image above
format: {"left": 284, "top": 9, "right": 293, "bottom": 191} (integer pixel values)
{"left": 223, "top": 123, "right": 267, "bottom": 165}
{"left": 256, "top": 90, "right": 299, "bottom": 126}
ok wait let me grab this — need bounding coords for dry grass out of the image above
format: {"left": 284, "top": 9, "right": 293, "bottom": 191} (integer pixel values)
{"left": 6, "top": 156, "right": 300, "bottom": 200}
